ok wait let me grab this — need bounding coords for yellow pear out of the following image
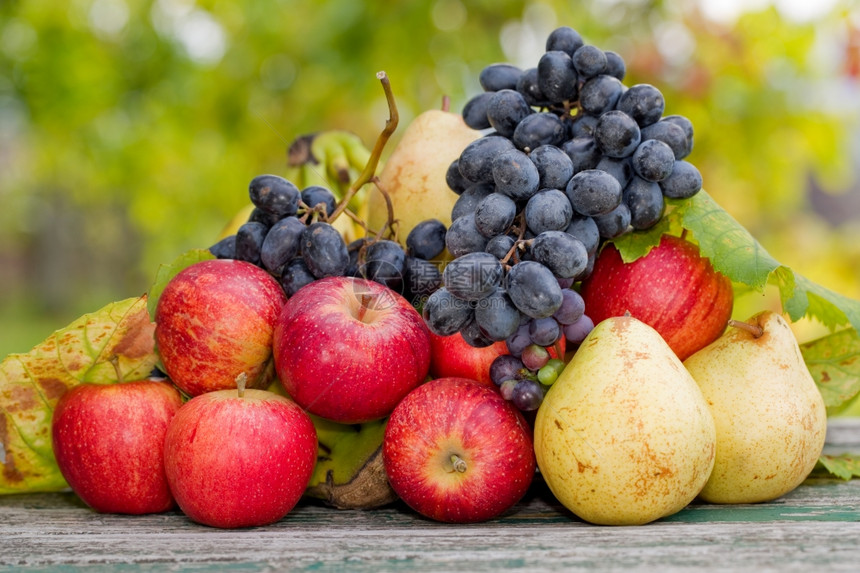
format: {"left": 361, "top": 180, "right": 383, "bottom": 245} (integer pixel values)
{"left": 683, "top": 310, "right": 827, "bottom": 504}
{"left": 534, "top": 316, "right": 716, "bottom": 525}
{"left": 367, "top": 109, "right": 479, "bottom": 243}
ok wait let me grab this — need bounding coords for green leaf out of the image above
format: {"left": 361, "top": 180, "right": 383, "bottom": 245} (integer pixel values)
{"left": 147, "top": 249, "right": 215, "bottom": 322}
{"left": 816, "top": 454, "right": 860, "bottom": 480}
{"left": 800, "top": 328, "right": 860, "bottom": 409}
{"left": 612, "top": 190, "right": 860, "bottom": 334}
{"left": 781, "top": 273, "right": 859, "bottom": 329}
{"left": 0, "top": 296, "right": 158, "bottom": 494}
{"left": 609, "top": 210, "right": 677, "bottom": 262}
{"left": 674, "top": 191, "right": 782, "bottom": 290}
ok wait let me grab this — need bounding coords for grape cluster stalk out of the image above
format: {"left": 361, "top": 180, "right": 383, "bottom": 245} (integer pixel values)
{"left": 422, "top": 25, "right": 703, "bottom": 411}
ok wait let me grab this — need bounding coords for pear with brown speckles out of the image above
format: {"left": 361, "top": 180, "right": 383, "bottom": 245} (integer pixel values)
{"left": 534, "top": 315, "right": 716, "bottom": 525}
{"left": 684, "top": 310, "right": 827, "bottom": 504}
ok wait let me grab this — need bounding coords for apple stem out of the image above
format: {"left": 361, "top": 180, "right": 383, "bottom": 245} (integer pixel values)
{"left": 328, "top": 71, "right": 399, "bottom": 223}
{"left": 450, "top": 454, "right": 467, "bottom": 473}
{"left": 109, "top": 355, "right": 124, "bottom": 384}
{"left": 728, "top": 319, "right": 764, "bottom": 338}
{"left": 357, "top": 293, "right": 373, "bottom": 322}
{"left": 236, "top": 373, "right": 248, "bottom": 398}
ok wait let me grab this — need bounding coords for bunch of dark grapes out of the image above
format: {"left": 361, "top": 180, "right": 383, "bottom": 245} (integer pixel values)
{"left": 423, "top": 25, "right": 702, "bottom": 411}
{"left": 209, "top": 175, "right": 445, "bottom": 305}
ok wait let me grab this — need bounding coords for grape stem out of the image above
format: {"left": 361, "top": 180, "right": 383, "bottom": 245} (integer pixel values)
{"left": 371, "top": 176, "right": 398, "bottom": 241}
{"left": 328, "top": 71, "right": 399, "bottom": 223}
{"left": 500, "top": 214, "right": 529, "bottom": 266}
{"left": 342, "top": 207, "right": 373, "bottom": 235}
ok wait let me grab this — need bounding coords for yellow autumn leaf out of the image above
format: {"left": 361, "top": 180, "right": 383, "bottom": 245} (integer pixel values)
{"left": 0, "top": 296, "right": 157, "bottom": 494}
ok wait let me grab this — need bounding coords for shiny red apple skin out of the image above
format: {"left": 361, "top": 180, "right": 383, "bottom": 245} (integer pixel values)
{"left": 155, "top": 259, "right": 287, "bottom": 396}
{"left": 429, "top": 332, "right": 567, "bottom": 386}
{"left": 383, "top": 377, "right": 535, "bottom": 523}
{"left": 163, "top": 388, "right": 317, "bottom": 529}
{"left": 274, "top": 276, "right": 431, "bottom": 424}
{"left": 51, "top": 379, "right": 183, "bottom": 515}
{"left": 581, "top": 234, "right": 733, "bottom": 360}
{"left": 428, "top": 333, "right": 508, "bottom": 386}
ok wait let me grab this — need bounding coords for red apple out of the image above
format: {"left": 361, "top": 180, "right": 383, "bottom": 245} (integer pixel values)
{"left": 428, "top": 333, "right": 507, "bottom": 386}
{"left": 155, "top": 259, "right": 287, "bottom": 396}
{"left": 163, "top": 387, "right": 317, "bottom": 529}
{"left": 429, "top": 332, "right": 567, "bottom": 386}
{"left": 51, "top": 379, "right": 183, "bottom": 514}
{"left": 383, "top": 377, "right": 535, "bottom": 523}
{"left": 581, "top": 234, "right": 733, "bottom": 360}
{"left": 274, "top": 276, "right": 431, "bottom": 424}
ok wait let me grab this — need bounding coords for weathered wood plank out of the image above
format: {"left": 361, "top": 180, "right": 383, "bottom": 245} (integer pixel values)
{"left": 1, "top": 420, "right": 858, "bottom": 572}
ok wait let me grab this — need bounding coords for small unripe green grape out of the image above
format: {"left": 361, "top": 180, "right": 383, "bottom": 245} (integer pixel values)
{"left": 537, "top": 358, "right": 566, "bottom": 386}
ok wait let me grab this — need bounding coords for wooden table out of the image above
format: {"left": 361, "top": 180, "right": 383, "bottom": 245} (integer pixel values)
{"left": 3, "top": 420, "right": 859, "bottom": 572}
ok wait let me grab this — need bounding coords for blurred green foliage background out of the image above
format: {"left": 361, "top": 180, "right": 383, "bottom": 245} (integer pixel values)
{"left": 2, "top": 0, "right": 860, "bottom": 356}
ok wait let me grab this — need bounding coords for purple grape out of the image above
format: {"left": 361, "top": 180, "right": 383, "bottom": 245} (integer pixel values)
{"left": 537, "top": 51, "right": 578, "bottom": 103}
{"left": 487, "top": 89, "right": 533, "bottom": 139}
{"left": 546, "top": 26, "right": 584, "bottom": 55}
{"left": 529, "top": 317, "right": 561, "bottom": 347}
{"left": 553, "top": 289, "right": 585, "bottom": 325}
{"left": 659, "top": 160, "right": 703, "bottom": 199}
{"left": 594, "top": 202, "right": 632, "bottom": 239}
{"left": 479, "top": 63, "right": 523, "bottom": 91}
{"left": 511, "top": 379, "right": 544, "bottom": 411}
{"left": 423, "top": 287, "right": 474, "bottom": 336}
{"left": 505, "top": 323, "right": 532, "bottom": 357}
{"left": 505, "top": 261, "right": 564, "bottom": 319}
{"left": 640, "top": 120, "right": 689, "bottom": 161}
{"left": 632, "top": 139, "right": 675, "bottom": 182}
{"left": 490, "top": 355, "right": 526, "bottom": 387}
{"left": 594, "top": 110, "right": 641, "bottom": 158}
{"left": 235, "top": 222, "right": 268, "bottom": 266}
{"left": 516, "top": 67, "right": 549, "bottom": 107}
{"left": 406, "top": 219, "right": 447, "bottom": 260}
{"left": 460, "top": 316, "right": 494, "bottom": 348}
{"left": 512, "top": 112, "right": 565, "bottom": 151}
{"left": 280, "top": 258, "right": 316, "bottom": 297}
{"left": 617, "top": 84, "right": 665, "bottom": 128}
{"left": 446, "top": 159, "right": 470, "bottom": 195}
{"left": 475, "top": 291, "right": 521, "bottom": 342}
{"left": 572, "top": 45, "right": 607, "bottom": 78}
{"left": 579, "top": 74, "right": 624, "bottom": 117}
{"left": 522, "top": 344, "right": 550, "bottom": 371}
{"left": 249, "top": 175, "right": 299, "bottom": 218}
{"left": 500, "top": 379, "right": 518, "bottom": 401}
{"left": 209, "top": 235, "right": 236, "bottom": 260}
{"left": 462, "top": 93, "right": 493, "bottom": 130}
{"left": 563, "top": 314, "right": 595, "bottom": 345}
{"left": 604, "top": 50, "right": 626, "bottom": 81}
{"left": 300, "top": 186, "right": 337, "bottom": 217}
{"left": 492, "top": 148, "right": 540, "bottom": 201}
{"left": 486, "top": 234, "right": 516, "bottom": 261}
{"left": 529, "top": 144, "right": 574, "bottom": 190}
